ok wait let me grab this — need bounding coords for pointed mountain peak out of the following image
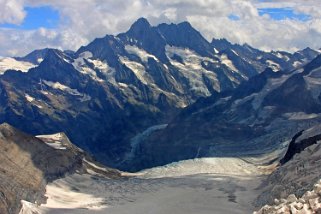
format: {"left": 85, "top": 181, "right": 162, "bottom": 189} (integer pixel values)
{"left": 211, "top": 38, "right": 232, "bottom": 46}
{"left": 303, "top": 54, "right": 321, "bottom": 75}
{"left": 178, "top": 21, "right": 193, "bottom": 28}
{"left": 158, "top": 21, "right": 198, "bottom": 33}
{"left": 15, "top": 48, "right": 50, "bottom": 64}
{"left": 42, "top": 49, "right": 68, "bottom": 63}
{"left": 211, "top": 38, "right": 233, "bottom": 52}
{"left": 129, "top": 17, "right": 151, "bottom": 31}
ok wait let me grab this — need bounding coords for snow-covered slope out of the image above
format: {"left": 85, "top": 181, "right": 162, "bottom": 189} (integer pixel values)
{"left": 20, "top": 155, "right": 272, "bottom": 214}
{"left": 0, "top": 57, "right": 36, "bottom": 74}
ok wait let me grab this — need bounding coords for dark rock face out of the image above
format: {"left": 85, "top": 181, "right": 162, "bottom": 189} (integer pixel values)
{"left": 280, "top": 130, "right": 321, "bottom": 165}
{"left": 15, "top": 48, "right": 50, "bottom": 64}
{"left": 130, "top": 54, "right": 321, "bottom": 171}
{"left": 263, "top": 74, "right": 321, "bottom": 113}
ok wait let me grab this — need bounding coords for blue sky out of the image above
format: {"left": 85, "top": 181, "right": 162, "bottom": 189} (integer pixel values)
{"left": 0, "top": 6, "right": 59, "bottom": 29}
{"left": 258, "top": 8, "right": 311, "bottom": 21}
{"left": 0, "top": 5, "right": 310, "bottom": 31}
{"left": 0, "top": 0, "right": 320, "bottom": 57}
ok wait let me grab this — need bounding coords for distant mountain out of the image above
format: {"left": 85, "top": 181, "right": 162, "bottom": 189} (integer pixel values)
{"left": 0, "top": 18, "right": 319, "bottom": 171}
{"left": 132, "top": 53, "right": 321, "bottom": 171}
{"left": 0, "top": 123, "right": 120, "bottom": 214}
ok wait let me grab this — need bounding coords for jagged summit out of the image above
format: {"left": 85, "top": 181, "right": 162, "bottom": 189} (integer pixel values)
{"left": 0, "top": 18, "right": 320, "bottom": 172}
{"left": 129, "top": 17, "right": 151, "bottom": 31}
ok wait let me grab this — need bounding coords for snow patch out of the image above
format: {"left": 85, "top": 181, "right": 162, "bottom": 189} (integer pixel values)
{"left": 166, "top": 45, "right": 220, "bottom": 94}
{"left": 37, "top": 58, "right": 44, "bottom": 64}
{"left": 45, "top": 176, "right": 106, "bottom": 210}
{"left": 73, "top": 51, "right": 112, "bottom": 82}
{"left": 120, "top": 56, "right": 148, "bottom": 84}
{"left": 274, "top": 52, "right": 290, "bottom": 61}
{"left": 25, "top": 94, "right": 35, "bottom": 102}
{"left": 42, "top": 80, "right": 91, "bottom": 101}
{"left": 19, "top": 200, "right": 41, "bottom": 214}
{"left": 293, "top": 61, "right": 302, "bottom": 68}
{"left": 0, "top": 57, "right": 36, "bottom": 74}
{"left": 231, "top": 49, "right": 239, "bottom": 56}
{"left": 83, "top": 158, "right": 111, "bottom": 173}
{"left": 118, "top": 82, "right": 128, "bottom": 88}
{"left": 125, "top": 45, "right": 159, "bottom": 63}
{"left": 284, "top": 112, "right": 319, "bottom": 120}
{"left": 266, "top": 60, "right": 280, "bottom": 72}
{"left": 36, "top": 133, "right": 67, "bottom": 150}
{"left": 220, "top": 54, "right": 238, "bottom": 72}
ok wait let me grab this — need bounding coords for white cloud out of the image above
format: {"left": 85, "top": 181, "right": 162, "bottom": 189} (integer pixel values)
{"left": 0, "top": 0, "right": 320, "bottom": 57}
{"left": 0, "top": 0, "right": 26, "bottom": 25}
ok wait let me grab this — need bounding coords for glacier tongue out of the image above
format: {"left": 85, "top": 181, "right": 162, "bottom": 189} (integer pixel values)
{"left": 19, "top": 152, "right": 278, "bottom": 214}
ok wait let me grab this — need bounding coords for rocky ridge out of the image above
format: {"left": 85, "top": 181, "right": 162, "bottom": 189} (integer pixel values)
{"left": 132, "top": 54, "right": 321, "bottom": 170}
{"left": 0, "top": 18, "right": 319, "bottom": 171}
{"left": 0, "top": 123, "right": 120, "bottom": 214}
{"left": 254, "top": 124, "right": 321, "bottom": 211}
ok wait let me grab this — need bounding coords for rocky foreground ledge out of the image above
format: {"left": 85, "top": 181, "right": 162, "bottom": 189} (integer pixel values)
{"left": 254, "top": 179, "right": 321, "bottom": 214}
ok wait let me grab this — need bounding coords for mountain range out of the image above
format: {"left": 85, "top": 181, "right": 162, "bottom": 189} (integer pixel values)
{"left": 1, "top": 17, "right": 321, "bottom": 214}
{"left": 0, "top": 18, "right": 320, "bottom": 171}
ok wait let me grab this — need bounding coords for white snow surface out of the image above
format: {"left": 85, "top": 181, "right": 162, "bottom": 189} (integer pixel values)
{"left": 293, "top": 61, "right": 302, "bottom": 68}
{"left": 283, "top": 112, "right": 319, "bottom": 120}
{"left": 19, "top": 151, "right": 277, "bottom": 214}
{"left": 266, "top": 60, "right": 280, "bottom": 72}
{"left": 36, "top": 133, "right": 67, "bottom": 150}
{"left": 42, "top": 80, "right": 91, "bottom": 102}
{"left": 120, "top": 56, "right": 148, "bottom": 84}
{"left": 125, "top": 45, "right": 159, "bottom": 63}
{"left": 0, "top": 57, "right": 36, "bottom": 74}
{"left": 139, "top": 157, "right": 262, "bottom": 179}
{"left": 166, "top": 45, "right": 220, "bottom": 94}
{"left": 25, "top": 94, "right": 35, "bottom": 102}
{"left": 73, "top": 51, "right": 115, "bottom": 82}
{"left": 220, "top": 54, "right": 238, "bottom": 72}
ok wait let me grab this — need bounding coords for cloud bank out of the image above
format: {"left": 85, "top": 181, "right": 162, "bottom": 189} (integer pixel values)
{"left": 0, "top": 0, "right": 320, "bottom": 56}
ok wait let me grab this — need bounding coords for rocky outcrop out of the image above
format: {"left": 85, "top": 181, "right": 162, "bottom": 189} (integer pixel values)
{"left": 255, "top": 125, "right": 321, "bottom": 208}
{"left": 0, "top": 123, "right": 120, "bottom": 214}
{"left": 254, "top": 180, "right": 321, "bottom": 214}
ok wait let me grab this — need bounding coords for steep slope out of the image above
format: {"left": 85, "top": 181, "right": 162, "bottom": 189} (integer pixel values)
{"left": 211, "top": 39, "right": 319, "bottom": 73}
{"left": 134, "top": 54, "right": 321, "bottom": 171}
{"left": 0, "top": 123, "right": 120, "bottom": 214}
{"left": 0, "top": 18, "right": 318, "bottom": 171}
{"left": 255, "top": 125, "right": 321, "bottom": 207}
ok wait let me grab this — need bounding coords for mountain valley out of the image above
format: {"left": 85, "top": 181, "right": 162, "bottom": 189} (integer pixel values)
{"left": 0, "top": 17, "right": 321, "bottom": 214}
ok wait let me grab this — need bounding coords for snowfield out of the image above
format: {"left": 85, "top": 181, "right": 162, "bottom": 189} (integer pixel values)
{"left": 19, "top": 153, "right": 278, "bottom": 214}
{"left": 0, "top": 57, "right": 36, "bottom": 74}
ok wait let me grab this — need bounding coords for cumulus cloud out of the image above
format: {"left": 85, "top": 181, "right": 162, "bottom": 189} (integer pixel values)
{"left": 0, "top": 0, "right": 320, "bottom": 57}
{"left": 0, "top": 0, "right": 26, "bottom": 25}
